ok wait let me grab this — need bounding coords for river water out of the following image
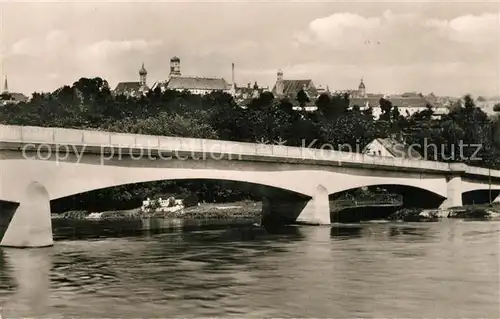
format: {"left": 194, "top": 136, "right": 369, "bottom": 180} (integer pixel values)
{"left": 0, "top": 218, "right": 499, "bottom": 318}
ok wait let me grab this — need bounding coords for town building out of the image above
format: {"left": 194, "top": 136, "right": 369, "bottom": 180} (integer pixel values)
{"left": 363, "top": 137, "right": 422, "bottom": 159}
{"left": 348, "top": 79, "right": 449, "bottom": 119}
{"left": 114, "top": 63, "right": 149, "bottom": 97}
{"left": 151, "top": 57, "right": 231, "bottom": 95}
{"left": 316, "top": 85, "right": 331, "bottom": 96}
{"left": 271, "top": 69, "right": 318, "bottom": 100}
{"left": 270, "top": 69, "right": 331, "bottom": 111}
{"left": 233, "top": 81, "right": 270, "bottom": 106}
{"left": 0, "top": 76, "right": 29, "bottom": 105}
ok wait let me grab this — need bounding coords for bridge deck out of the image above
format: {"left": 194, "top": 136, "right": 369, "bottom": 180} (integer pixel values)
{"left": 0, "top": 124, "right": 498, "bottom": 178}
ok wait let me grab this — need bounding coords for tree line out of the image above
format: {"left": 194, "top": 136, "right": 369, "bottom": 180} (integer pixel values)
{"left": 1, "top": 77, "right": 499, "bottom": 212}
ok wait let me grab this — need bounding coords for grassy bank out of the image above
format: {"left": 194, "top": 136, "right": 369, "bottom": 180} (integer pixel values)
{"left": 53, "top": 200, "right": 262, "bottom": 220}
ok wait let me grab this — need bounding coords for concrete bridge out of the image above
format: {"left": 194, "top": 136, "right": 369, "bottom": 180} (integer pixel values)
{"left": 1, "top": 124, "right": 500, "bottom": 248}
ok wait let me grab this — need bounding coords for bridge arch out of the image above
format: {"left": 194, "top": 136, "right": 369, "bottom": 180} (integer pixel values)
{"left": 0, "top": 160, "right": 316, "bottom": 201}
{"left": 460, "top": 180, "right": 500, "bottom": 205}
{"left": 50, "top": 170, "right": 312, "bottom": 201}
{"left": 462, "top": 189, "right": 500, "bottom": 205}
{"left": 316, "top": 171, "right": 448, "bottom": 199}
{"left": 461, "top": 180, "right": 500, "bottom": 194}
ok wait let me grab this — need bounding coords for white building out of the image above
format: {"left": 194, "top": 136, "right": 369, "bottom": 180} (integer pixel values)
{"left": 348, "top": 79, "right": 449, "bottom": 119}
{"left": 363, "top": 138, "right": 422, "bottom": 160}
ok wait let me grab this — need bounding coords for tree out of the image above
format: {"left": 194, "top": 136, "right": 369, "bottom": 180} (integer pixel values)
{"left": 493, "top": 103, "right": 500, "bottom": 112}
{"left": 296, "top": 89, "right": 310, "bottom": 109}
{"left": 315, "top": 93, "right": 332, "bottom": 117}
{"left": 379, "top": 97, "right": 393, "bottom": 121}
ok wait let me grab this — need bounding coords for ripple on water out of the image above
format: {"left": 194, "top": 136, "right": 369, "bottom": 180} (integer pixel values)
{"left": 0, "top": 220, "right": 499, "bottom": 318}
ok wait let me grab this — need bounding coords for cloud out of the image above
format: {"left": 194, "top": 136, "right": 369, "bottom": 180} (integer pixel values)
{"left": 295, "top": 10, "right": 404, "bottom": 48}
{"left": 9, "top": 32, "right": 163, "bottom": 62}
{"left": 310, "top": 12, "right": 380, "bottom": 43}
{"left": 79, "top": 39, "right": 163, "bottom": 60}
{"left": 2, "top": 2, "right": 498, "bottom": 97}
{"left": 296, "top": 10, "right": 500, "bottom": 48}
{"left": 5, "top": 30, "right": 164, "bottom": 94}
{"left": 294, "top": 13, "right": 381, "bottom": 48}
{"left": 9, "top": 30, "right": 70, "bottom": 57}
{"left": 427, "top": 12, "right": 500, "bottom": 44}
{"left": 10, "top": 38, "right": 37, "bottom": 57}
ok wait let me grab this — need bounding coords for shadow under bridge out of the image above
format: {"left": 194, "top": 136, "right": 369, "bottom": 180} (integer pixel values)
{"left": 50, "top": 178, "right": 311, "bottom": 222}
{"left": 462, "top": 189, "right": 500, "bottom": 205}
{"left": 328, "top": 184, "right": 447, "bottom": 222}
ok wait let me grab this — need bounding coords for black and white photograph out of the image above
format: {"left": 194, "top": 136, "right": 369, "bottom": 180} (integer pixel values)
{"left": 0, "top": 0, "right": 499, "bottom": 317}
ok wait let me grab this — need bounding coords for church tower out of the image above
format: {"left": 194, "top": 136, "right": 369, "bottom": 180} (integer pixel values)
{"left": 275, "top": 69, "right": 284, "bottom": 97}
{"left": 358, "top": 77, "right": 366, "bottom": 97}
{"left": 139, "top": 63, "right": 147, "bottom": 88}
{"left": 169, "top": 56, "right": 181, "bottom": 79}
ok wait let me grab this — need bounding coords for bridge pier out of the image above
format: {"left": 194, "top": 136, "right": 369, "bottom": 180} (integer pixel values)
{"left": 296, "top": 185, "right": 330, "bottom": 225}
{"left": 260, "top": 185, "right": 331, "bottom": 226}
{"left": 494, "top": 194, "right": 500, "bottom": 203}
{"left": 0, "top": 182, "right": 53, "bottom": 248}
{"left": 439, "top": 175, "right": 463, "bottom": 209}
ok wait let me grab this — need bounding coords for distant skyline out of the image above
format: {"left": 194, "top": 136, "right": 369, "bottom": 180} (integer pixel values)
{"left": 0, "top": 0, "right": 499, "bottom": 97}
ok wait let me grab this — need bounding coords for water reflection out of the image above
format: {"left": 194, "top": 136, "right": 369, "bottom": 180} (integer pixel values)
{"left": 0, "top": 220, "right": 498, "bottom": 318}
{"left": 0, "top": 249, "right": 15, "bottom": 293}
{"left": 52, "top": 217, "right": 261, "bottom": 241}
{"left": 1, "top": 248, "right": 52, "bottom": 318}
{"left": 330, "top": 224, "right": 363, "bottom": 239}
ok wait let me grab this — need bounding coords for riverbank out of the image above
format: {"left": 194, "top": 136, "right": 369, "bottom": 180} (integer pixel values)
{"left": 53, "top": 200, "right": 262, "bottom": 220}
{"left": 388, "top": 203, "right": 500, "bottom": 222}
{"left": 53, "top": 200, "right": 500, "bottom": 223}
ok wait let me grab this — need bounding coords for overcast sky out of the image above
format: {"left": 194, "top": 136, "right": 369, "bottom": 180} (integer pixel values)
{"left": 0, "top": 0, "right": 499, "bottom": 97}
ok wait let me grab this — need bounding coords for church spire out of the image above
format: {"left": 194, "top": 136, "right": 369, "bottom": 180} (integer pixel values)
{"left": 3, "top": 76, "right": 8, "bottom": 93}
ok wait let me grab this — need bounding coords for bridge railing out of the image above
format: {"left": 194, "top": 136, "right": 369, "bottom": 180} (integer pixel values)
{"left": 0, "top": 124, "right": 497, "bottom": 177}
{"left": 332, "top": 194, "right": 404, "bottom": 208}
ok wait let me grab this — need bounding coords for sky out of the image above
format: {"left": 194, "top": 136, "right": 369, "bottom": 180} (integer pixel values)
{"left": 0, "top": 0, "right": 499, "bottom": 97}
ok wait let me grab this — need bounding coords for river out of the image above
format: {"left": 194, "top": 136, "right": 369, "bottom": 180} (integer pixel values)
{"left": 0, "top": 218, "right": 499, "bottom": 318}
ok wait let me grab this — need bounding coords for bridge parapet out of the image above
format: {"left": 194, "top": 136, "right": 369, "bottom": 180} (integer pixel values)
{"left": 449, "top": 163, "right": 468, "bottom": 173}
{"left": 464, "top": 165, "right": 500, "bottom": 178}
{"left": 0, "top": 124, "right": 497, "bottom": 178}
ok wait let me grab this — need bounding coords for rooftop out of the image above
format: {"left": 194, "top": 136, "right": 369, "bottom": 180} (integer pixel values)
{"left": 369, "top": 138, "right": 422, "bottom": 159}
{"left": 166, "top": 76, "right": 230, "bottom": 91}
{"left": 272, "top": 79, "right": 317, "bottom": 97}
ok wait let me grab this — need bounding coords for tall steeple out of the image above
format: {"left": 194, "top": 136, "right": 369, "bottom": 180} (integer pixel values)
{"left": 358, "top": 77, "right": 366, "bottom": 97}
{"left": 230, "top": 62, "right": 236, "bottom": 96}
{"left": 169, "top": 56, "right": 181, "bottom": 79}
{"left": 275, "top": 69, "right": 284, "bottom": 96}
{"left": 3, "top": 76, "right": 8, "bottom": 93}
{"left": 139, "top": 62, "right": 147, "bottom": 87}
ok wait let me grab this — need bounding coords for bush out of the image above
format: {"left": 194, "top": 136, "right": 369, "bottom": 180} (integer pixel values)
{"left": 182, "top": 194, "right": 199, "bottom": 207}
